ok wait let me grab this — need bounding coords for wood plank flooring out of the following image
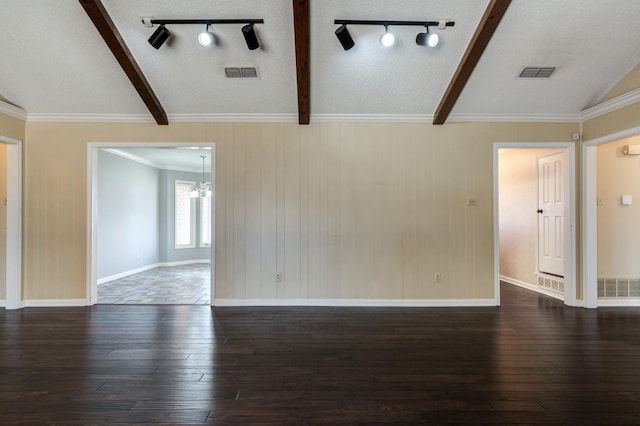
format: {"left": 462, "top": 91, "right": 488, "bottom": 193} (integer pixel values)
{"left": 2, "top": 284, "right": 640, "bottom": 424}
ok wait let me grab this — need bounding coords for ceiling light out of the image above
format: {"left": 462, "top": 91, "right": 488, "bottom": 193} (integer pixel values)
{"left": 190, "top": 155, "right": 211, "bottom": 198}
{"left": 242, "top": 24, "right": 260, "bottom": 50}
{"left": 380, "top": 26, "right": 395, "bottom": 47}
{"left": 335, "top": 24, "right": 355, "bottom": 50}
{"left": 198, "top": 25, "right": 215, "bottom": 46}
{"left": 334, "top": 19, "right": 454, "bottom": 50}
{"left": 148, "top": 25, "right": 170, "bottom": 49}
{"left": 145, "top": 18, "right": 264, "bottom": 50}
{"left": 416, "top": 27, "right": 439, "bottom": 48}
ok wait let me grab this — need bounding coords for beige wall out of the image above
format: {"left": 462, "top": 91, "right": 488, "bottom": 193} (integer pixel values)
{"left": 583, "top": 102, "right": 640, "bottom": 141}
{"left": 597, "top": 135, "right": 640, "bottom": 277}
{"left": 598, "top": 63, "right": 640, "bottom": 104}
{"left": 24, "top": 121, "right": 577, "bottom": 302}
{"left": 0, "top": 112, "right": 25, "bottom": 142}
{"left": 498, "top": 148, "right": 552, "bottom": 286}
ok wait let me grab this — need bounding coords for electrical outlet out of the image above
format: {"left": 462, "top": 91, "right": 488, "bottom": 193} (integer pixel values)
{"left": 434, "top": 273, "right": 442, "bottom": 284}
{"left": 276, "top": 273, "right": 282, "bottom": 282}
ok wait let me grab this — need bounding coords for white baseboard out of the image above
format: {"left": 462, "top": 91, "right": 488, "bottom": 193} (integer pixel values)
{"left": 0, "top": 300, "right": 5, "bottom": 308}
{"left": 23, "top": 299, "right": 88, "bottom": 307}
{"left": 213, "top": 298, "right": 498, "bottom": 307}
{"left": 98, "top": 260, "right": 210, "bottom": 285}
{"left": 500, "top": 275, "right": 564, "bottom": 301}
{"left": 598, "top": 299, "right": 640, "bottom": 307}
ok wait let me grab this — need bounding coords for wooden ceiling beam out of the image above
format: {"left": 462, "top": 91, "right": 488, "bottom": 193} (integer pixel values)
{"left": 433, "top": 0, "right": 511, "bottom": 125}
{"left": 79, "top": 0, "right": 168, "bottom": 125}
{"left": 292, "top": 0, "right": 310, "bottom": 125}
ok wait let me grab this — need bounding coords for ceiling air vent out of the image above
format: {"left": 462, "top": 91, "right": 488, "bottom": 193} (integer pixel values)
{"left": 518, "top": 66, "right": 556, "bottom": 79}
{"left": 225, "top": 67, "right": 259, "bottom": 79}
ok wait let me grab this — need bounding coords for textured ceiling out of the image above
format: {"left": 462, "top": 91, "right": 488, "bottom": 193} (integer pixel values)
{"left": 0, "top": 0, "right": 639, "bottom": 120}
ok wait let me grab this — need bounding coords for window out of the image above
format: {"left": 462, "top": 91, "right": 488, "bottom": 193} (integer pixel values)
{"left": 175, "top": 181, "right": 196, "bottom": 248}
{"left": 200, "top": 185, "right": 212, "bottom": 247}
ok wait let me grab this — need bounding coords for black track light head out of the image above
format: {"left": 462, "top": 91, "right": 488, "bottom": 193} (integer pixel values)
{"left": 335, "top": 24, "right": 355, "bottom": 50}
{"left": 148, "top": 25, "right": 171, "bottom": 49}
{"left": 242, "top": 24, "right": 260, "bottom": 50}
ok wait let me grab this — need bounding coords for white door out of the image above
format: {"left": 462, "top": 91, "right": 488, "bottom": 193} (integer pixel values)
{"left": 538, "top": 151, "right": 565, "bottom": 277}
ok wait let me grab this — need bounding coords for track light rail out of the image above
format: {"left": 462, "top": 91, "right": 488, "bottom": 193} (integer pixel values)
{"left": 334, "top": 19, "right": 454, "bottom": 28}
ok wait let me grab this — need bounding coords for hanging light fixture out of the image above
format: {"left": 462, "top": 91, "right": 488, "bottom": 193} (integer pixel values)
{"left": 148, "top": 24, "right": 170, "bottom": 49}
{"left": 242, "top": 23, "right": 260, "bottom": 50}
{"left": 190, "top": 155, "right": 211, "bottom": 198}
{"left": 335, "top": 24, "right": 355, "bottom": 50}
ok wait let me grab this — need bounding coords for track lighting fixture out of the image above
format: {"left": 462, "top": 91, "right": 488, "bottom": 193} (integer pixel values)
{"left": 334, "top": 19, "right": 454, "bottom": 50}
{"left": 198, "top": 24, "right": 215, "bottom": 46}
{"left": 242, "top": 24, "right": 260, "bottom": 50}
{"left": 416, "top": 27, "right": 439, "bottom": 48}
{"left": 335, "top": 24, "right": 355, "bottom": 51}
{"left": 379, "top": 26, "right": 395, "bottom": 47}
{"left": 142, "top": 18, "right": 264, "bottom": 50}
{"left": 148, "top": 24, "right": 170, "bottom": 49}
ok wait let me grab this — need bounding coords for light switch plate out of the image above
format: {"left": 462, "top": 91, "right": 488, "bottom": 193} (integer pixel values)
{"left": 621, "top": 195, "right": 632, "bottom": 205}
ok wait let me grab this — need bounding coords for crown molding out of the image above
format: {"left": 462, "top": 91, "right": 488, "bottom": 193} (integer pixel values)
{"left": 0, "top": 100, "right": 28, "bottom": 121}
{"left": 103, "top": 148, "right": 204, "bottom": 173}
{"left": 580, "top": 88, "right": 640, "bottom": 122}
{"left": 21, "top": 88, "right": 640, "bottom": 125}
{"left": 448, "top": 113, "right": 581, "bottom": 123}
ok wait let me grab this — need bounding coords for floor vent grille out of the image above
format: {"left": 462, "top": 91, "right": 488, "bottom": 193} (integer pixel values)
{"left": 537, "top": 274, "right": 564, "bottom": 294}
{"left": 598, "top": 277, "right": 640, "bottom": 298}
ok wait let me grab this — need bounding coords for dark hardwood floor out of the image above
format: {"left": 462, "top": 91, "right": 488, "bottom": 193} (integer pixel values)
{"left": 2, "top": 283, "right": 640, "bottom": 425}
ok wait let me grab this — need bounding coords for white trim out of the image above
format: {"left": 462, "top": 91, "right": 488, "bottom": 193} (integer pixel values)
{"left": 580, "top": 88, "right": 640, "bottom": 121}
{"left": 28, "top": 113, "right": 298, "bottom": 123}
{"left": 1, "top": 135, "right": 23, "bottom": 310}
{"left": 97, "top": 260, "right": 211, "bottom": 285}
{"left": 494, "top": 142, "right": 577, "bottom": 307}
{"left": 26, "top": 112, "right": 582, "bottom": 124}
{"left": 582, "top": 126, "right": 640, "bottom": 309}
{"left": 598, "top": 299, "right": 640, "bottom": 307}
{"left": 23, "top": 299, "right": 88, "bottom": 307}
{"left": 87, "top": 141, "right": 216, "bottom": 306}
{"left": 0, "top": 100, "right": 28, "bottom": 121}
{"left": 500, "top": 275, "right": 564, "bottom": 302}
{"left": 103, "top": 148, "right": 207, "bottom": 173}
{"left": 0, "top": 300, "right": 5, "bottom": 308}
{"left": 213, "top": 298, "right": 498, "bottom": 307}
{"left": 21, "top": 87, "right": 640, "bottom": 125}
{"left": 449, "top": 113, "right": 581, "bottom": 123}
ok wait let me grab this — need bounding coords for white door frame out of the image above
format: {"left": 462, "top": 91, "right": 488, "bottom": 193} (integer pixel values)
{"left": 87, "top": 142, "right": 216, "bottom": 306}
{"left": 582, "top": 126, "right": 640, "bottom": 308}
{"left": 493, "top": 142, "right": 577, "bottom": 306}
{"left": 1, "top": 135, "right": 23, "bottom": 310}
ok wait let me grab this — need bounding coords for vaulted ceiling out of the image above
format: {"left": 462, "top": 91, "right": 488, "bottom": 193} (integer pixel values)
{"left": 1, "top": 0, "right": 639, "bottom": 125}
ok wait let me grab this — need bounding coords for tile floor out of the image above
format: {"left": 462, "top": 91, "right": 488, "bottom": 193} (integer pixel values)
{"left": 98, "top": 263, "right": 211, "bottom": 305}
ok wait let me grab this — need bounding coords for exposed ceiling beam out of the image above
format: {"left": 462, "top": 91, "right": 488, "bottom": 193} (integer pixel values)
{"left": 433, "top": 0, "right": 511, "bottom": 125}
{"left": 292, "top": 0, "right": 310, "bottom": 125}
{"left": 79, "top": 0, "right": 168, "bottom": 125}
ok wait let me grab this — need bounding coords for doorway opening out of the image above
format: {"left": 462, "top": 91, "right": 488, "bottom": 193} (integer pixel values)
{"left": 494, "top": 143, "right": 576, "bottom": 306}
{"left": 583, "top": 126, "right": 640, "bottom": 307}
{"left": 0, "top": 135, "right": 22, "bottom": 310}
{"left": 87, "top": 142, "right": 215, "bottom": 306}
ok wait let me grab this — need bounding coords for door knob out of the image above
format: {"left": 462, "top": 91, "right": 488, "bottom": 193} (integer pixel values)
{"left": 537, "top": 209, "right": 543, "bottom": 214}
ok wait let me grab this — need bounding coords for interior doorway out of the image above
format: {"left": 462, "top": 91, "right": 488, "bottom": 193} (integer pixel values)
{"left": 87, "top": 142, "right": 216, "bottom": 306}
{"left": 494, "top": 143, "right": 576, "bottom": 306}
{"left": 0, "top": 135, "right": 22, "bottom": 310}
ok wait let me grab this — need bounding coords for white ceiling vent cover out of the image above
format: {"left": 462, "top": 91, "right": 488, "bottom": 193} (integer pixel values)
{"left": 518, "top": 66, "right": 557, "bottom": 78}
{"left": 225, "top": 67, "right": 259, "bottom": 79}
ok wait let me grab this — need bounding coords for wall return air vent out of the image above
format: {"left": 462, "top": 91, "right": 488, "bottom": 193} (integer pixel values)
{"left": 518, "top": 66, "right": 556, "bottom": 78}
{"left": 225, "top": 67, "right": 259, "bottom": 79}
